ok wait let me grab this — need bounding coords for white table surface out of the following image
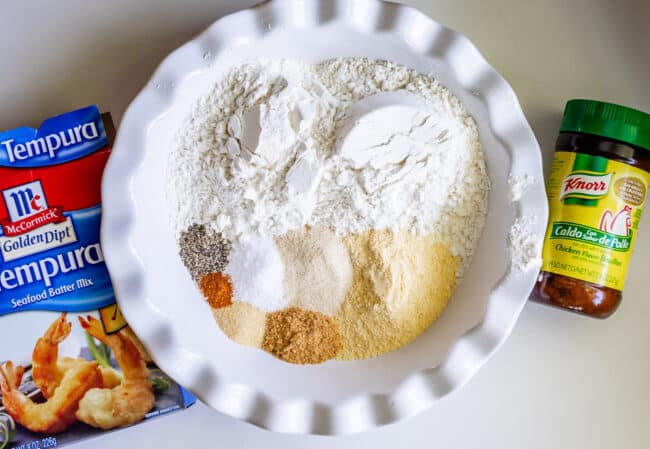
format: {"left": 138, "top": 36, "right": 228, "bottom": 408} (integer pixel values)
{"left": 2, "top": 1, "right": 649, "bottom": 448}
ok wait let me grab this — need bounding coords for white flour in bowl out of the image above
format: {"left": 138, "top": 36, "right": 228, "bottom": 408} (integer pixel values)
{"left": 166, "top": 58, "right": 488, "bottom": 274}
{"left": 166, "top": 57, "right": 492, "bottom": 363}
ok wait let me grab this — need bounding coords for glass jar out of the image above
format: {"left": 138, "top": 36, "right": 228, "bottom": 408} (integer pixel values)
{"left": 531, "top": 99, "right": 650, "bottom": 318}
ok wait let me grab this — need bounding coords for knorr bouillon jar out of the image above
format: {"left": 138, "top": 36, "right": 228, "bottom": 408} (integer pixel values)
{"left": 532, "top": 99, "right": 650, "bottom": 318}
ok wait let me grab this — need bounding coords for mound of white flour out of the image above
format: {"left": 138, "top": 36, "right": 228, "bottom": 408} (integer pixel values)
{"left": 166, "top": 58, "right": 489, "bottom": 273}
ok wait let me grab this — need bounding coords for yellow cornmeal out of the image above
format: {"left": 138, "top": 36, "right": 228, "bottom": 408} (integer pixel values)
{"left": 335, "top": 229, "right": 459, "bottom": 360}
{"left": 212, "top": 301, "right": 266, "bottom": 348}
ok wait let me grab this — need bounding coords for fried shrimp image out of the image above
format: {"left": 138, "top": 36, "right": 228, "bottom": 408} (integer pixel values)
{"left": 75, "top": 316, "right": 155, "bottom": 430}
{"left": 32, "top": 313, "right": 121, "bottom": 399}
{"left": 0, "top": 361, "right": 102, "bottom": 434}
{"left": 31, "top": 312, "right": 72, "bottom": 398}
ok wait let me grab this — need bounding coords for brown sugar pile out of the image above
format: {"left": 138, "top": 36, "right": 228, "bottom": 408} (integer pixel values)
{"left": 335, "top": 229, "right": 459, "bottom": 360}
{"left": 262, "top": 307, "right": 342, "bottom": 364}
{"left": 199, "top": 272, "right": 233, "bottom": 308}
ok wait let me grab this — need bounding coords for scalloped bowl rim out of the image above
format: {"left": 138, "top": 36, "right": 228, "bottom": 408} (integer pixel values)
{"left": 101, "top": 0, "right": 547, "bottom": 435}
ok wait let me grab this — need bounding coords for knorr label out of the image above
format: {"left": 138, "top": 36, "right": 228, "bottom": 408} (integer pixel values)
{"left": 542, "top": 151, "right": 650, "bottom": 290}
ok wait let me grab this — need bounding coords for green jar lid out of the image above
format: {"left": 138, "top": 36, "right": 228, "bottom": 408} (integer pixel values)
{"left": 560, "top": 99, "right": 650, "bottom": 152}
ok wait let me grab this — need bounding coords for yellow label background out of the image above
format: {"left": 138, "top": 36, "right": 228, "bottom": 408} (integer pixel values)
{"left": 99, "top": 303, "right": 128, "bottom": 334}
{"left": 542, "top": 151, "right": 649, "bottom": 290}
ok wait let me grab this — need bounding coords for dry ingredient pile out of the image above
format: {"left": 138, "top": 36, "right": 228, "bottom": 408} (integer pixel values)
{"left": 166, "top": 58, "right": 489, "bottom": 364}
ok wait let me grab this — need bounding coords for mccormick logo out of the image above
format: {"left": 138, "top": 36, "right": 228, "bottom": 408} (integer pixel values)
{"left": 4, "top": 180, "right": 48, "bottom": 221}
{"left": 0, "top": 180, "right": 77, "bottom": 263}
{"left": 560, "top": 171, "right": 612, "bottom": 200}
{"left": 1, "top": 180, "right": 65, "bottom": 236}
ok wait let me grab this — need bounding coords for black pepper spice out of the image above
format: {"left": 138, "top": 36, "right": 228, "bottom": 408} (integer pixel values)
{"left": 178, "top": 224, "right": 231, "bottom": 280}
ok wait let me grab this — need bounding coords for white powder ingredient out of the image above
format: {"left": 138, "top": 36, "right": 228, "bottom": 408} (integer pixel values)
{"left": 312, "top": 60, "right": 487, "bottom": 272}
{"left": 508, "top": 173, "right": 536, "bottom": 202}
{"left": 224, "top": 234, "right": 286, "bottom": 312}
{"left": 319, "top": 88, "right": 479, "bottom": 254}
{"left": 336, "top": 91, "right": 443, "bottom": 169}
{"left": 167, "top": 60, "right": 334, "bottom": 243}
{"left": 509, "top": 215, "right": 542, "bottom": 272}
{"left": 167, "top": 58, "right": 489, "bottom": 275}
{"left": 508, "top": 174, "right": 543, "bottom": 271}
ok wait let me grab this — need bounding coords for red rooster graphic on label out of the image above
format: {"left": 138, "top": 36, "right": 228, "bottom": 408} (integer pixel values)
{"left": 599, "top": 205, "right": 632, "bottom": 236}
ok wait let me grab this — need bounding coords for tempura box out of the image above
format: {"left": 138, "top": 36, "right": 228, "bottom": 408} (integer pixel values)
{"left": 0, "top": 106, "right": 195, "bottom": 449}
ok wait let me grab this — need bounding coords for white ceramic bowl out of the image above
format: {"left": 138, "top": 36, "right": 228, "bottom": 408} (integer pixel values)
{"left": 101, "top": 0, "right": 547, "bottom": 435}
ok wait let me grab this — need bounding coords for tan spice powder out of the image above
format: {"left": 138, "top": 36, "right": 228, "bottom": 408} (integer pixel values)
{"left": 335, "top": 229, "right": 459, "bottom": 360}
{"left": 200, "top": 272, "right": 233, "bottom": 309}
{"left": 262, "top": 307, "right": 342, "bottom": 364}
{"left": 274, "top": 226, "right": 352, "bottom": 316}
{"left": 212, "top": 301, "right": 266, "bottom": 348}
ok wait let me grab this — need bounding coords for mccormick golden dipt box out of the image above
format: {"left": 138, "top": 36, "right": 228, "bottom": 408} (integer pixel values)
{"left": 0, "top": 106, "right": 195, "bottom": 449}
